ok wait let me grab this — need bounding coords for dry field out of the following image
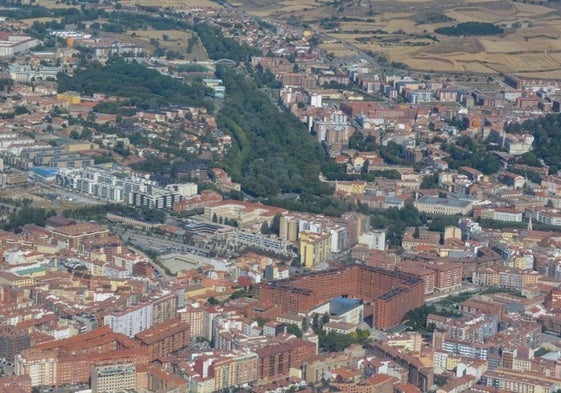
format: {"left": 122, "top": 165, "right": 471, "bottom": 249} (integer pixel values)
{"left": 120, "top": 0, "right": 221, "bottom": 8}
{"left": 236, "top": 0, "right": 561, "bottom": 78}
{"left": 35, "top": 0, "right": 79, "bottom": 9}
{"left": 88, "top": 28, "right": 208, "bottom": 61}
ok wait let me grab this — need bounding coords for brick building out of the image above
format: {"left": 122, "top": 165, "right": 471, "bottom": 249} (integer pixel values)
{"left": 135, "top": 319, "right": 190, "bottom": 362}
{"left": 255, "top": 339, "right": 316, "bottom": 383}
{"left": 369, "top": 343, "right": 433, "bottom": 392}
{"left": 255, "top": 265, "right": 424, "bottom": 329}
{"left": 15, "top": 327, "right": 149, "bottom": 387}
{"left": 50, "top": 223, "right": 109, "bottom": 251}
{"left": 0, "top": 375, "right": 32, "bottom": 393}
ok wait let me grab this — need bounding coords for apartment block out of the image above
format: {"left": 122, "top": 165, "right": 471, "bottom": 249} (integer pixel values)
{"left": 256, "top": 265, "right": 424, "bottom": 329}
{"left": 135, "top": 319, "right": 190, "bottom": 362}
{"left": 299, "top": 231, "right": 332, "bottom": 268}
{"left": 256, "top": 339, "right": 316, "bottom": 382}
{"left": 103, "top": 302, "right": 153, "bottom": 338}
{"left": 15, "top": 327, "right": 149, "bottom": 387}
{"left": 0, "top": 326, "right": 30, "bottom": 361}
{"left": 369, "top": 343, "right": 434, "bottom": 392}
{"left": 480, "top": 368, "right": 557, "bottom": 393}
{"left": 91, "top": 363, "right": 136, "bottom": 393}
{"left": 50, "top": 223, "right": 109, "bottom": 251}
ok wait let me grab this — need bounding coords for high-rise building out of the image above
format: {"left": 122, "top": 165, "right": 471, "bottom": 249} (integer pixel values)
{"left": 0, "top": 326, "right": 30, "bottom": 362}
{"left": 299, "top": 231, "right": 332, "bottom": 268}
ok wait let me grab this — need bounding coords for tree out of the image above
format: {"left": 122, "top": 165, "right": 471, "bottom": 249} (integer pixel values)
{"left": 312, "top": 314, "right": 321, "bottom": 333}
{"left": 270, "top": 213, "right": 281, "bottom": 235}
{"left": 413, "top": 226, "right": 420, "bottom": 239}
{"left": 322, "top": 311, "right": 330, "bottom": 324}
{"left": 260, "top": 221, "right": 269, "bottom": 235}
{"left": 302, "top": 317, "right": 309, "bottom": 332}
{"left": 254, "top": 317, "right": 266, "bottom": 327}
{"left": 286, "top": 323, "right": 303, "bottom": 338}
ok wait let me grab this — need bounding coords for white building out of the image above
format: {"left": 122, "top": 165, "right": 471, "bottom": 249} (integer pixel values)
{"left": 103, "top": 302, "right": 152, "bottom": 337}
{"left": 359, "top": 230, "right": 386, "bottom": 250}
{"left": 0, "top": 34, "right": 40, "bottom": 57}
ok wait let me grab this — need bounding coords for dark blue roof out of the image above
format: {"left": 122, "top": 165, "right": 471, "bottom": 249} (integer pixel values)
{"left": 330, "top": 297, "right": 361, "bottom": 316}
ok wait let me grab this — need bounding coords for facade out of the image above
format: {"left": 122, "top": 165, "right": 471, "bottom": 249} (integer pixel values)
{"left": 104, "top": 302, "right": 153, "bottom": 338}
{"left": 255, "top": 340, "right": 316, "bottom": 382}
{"left": 299, "top": 231, "right": 332, "bottom": 268}
{"left": 50, "top": 223, "right": 109, "bottom": 251}
{"left": 91, "top": 363, "right": 136, "bottom": 393}
{"left": 0, "top": 326, "right": 30, "bottom": 361}
{"left": 256, "top": 265, "right": 424, "bottom": 329}
{"left": 480, "top": 368, "right": 555, "bottom": 393}
{"left": 203, "top": 201, "right": 287, "bottom": 229}
{"left": 56, "top": 167, "right": 192, "bottom": 208}
{"left": 15, "top": 327, "right": 149, "bottom": 387}
{"left": 359, "top": 230, "right": 387, "bottom": 250}
{"left": 0, "top": 34, "right": 40, "bottom": 57}
{"left": 189, "top": 350, "right": 258, "bottom": 392}
{"left": 413, "top": 197, "right": 473, "bottom": 216}
{"left": 369, "top": 343, "right": 433, "bottom": 392}
{"left": 135, "top": 319, "right": 190, "bottom": 362}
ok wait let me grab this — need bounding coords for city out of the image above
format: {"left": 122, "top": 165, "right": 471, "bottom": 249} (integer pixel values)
{"left": 1, "top": 1, "right": 561, "bottom": 393}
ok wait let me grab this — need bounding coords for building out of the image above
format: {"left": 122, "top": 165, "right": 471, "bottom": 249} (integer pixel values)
{"left": 50, "top": 223, "right": 109, "bottom": 251}
{"left": 0, "top": 326, "right": 30, "bottom": 362}
{"left": 299, "top": 231, "right": 332, "bottom": 268}
{"left": 15, "top": 327, "right": 149, "bottom": 387}
{"left": 0, "top": 33, "right": 40, "bottom": 57}
{"left": 91, "top": 363, "right": 136, "bottom": 393}
{"left": 135, "top": 319, "right": 190, "bottom": 362}
{"left": 0, "top": 375, "right": 32, "bottom": 393}
{"left": 480, "top": 368, "right": 557, "bottom": 393}
{"left": 359, "top": 230, "right": 387, "bottom": 250}
{"left": 414, "top": 197, "right": 474, "bottom": 216}
{"left": 255, "top": 339, "right": 316, "bottom": 382}
{"left": 189, "top": 350, "right": 258, "bottom": 392}
{"left": 256, "top": 265, "right": 424, "bottom": 329}
{"left": 104, "top": 302, "right": 153, "bottom": 338}
{"left": 369, "top": 343, "right": 433, "bottom": 392}
{"left": 203, "top": 201, "right": 287, "bottom": 229}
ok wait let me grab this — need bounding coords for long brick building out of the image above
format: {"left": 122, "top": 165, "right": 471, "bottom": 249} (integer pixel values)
{"left": 255, "top": 265, "right": 424, "bottom": 329}
{"left": 15, "top": 327, "right": 149, "bottom": 387}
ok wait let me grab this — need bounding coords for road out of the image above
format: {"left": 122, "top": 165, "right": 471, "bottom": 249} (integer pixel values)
{"left": 30, "top": 182, "right": 105, "bottom": 206}
{"left": 425, "top": 284, "right": 480, "bottom": 304}
{"left": 317, "top": 32, "right": 382, "bottom": 73}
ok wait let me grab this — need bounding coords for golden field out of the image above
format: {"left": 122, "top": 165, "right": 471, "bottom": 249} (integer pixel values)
{"left": 237, "top": 0, "right": 561, "bottom": 78}
{"left": 121, "top": 0, "right": 222, "bottom": 8}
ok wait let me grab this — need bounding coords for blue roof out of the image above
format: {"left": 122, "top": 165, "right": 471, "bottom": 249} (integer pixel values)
{"left": 330, "top": 297, "right": 361, "bottom": 316}
{"left": 31, "top": 167, "right": 59, "bottom": 177}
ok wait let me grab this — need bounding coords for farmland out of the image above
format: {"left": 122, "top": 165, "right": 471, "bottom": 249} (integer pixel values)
{"left": 234, "top": 0, "right": 561, "bottom": 78}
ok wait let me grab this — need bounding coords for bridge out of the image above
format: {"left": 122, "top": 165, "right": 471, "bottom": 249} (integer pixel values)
{"left": 213, "top": 58, "right": 237, "bottom": 66}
